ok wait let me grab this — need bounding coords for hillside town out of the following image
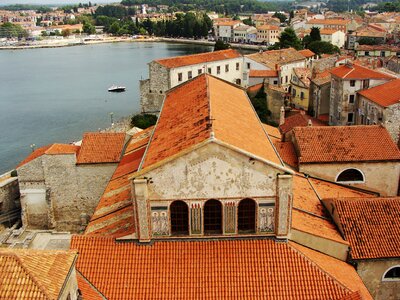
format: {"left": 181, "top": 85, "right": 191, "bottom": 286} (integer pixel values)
{"left": 2, "top": 0, "right": 400, "bottom": 299}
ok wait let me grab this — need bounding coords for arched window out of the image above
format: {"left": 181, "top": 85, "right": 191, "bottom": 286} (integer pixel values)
{"left": 170, "top": 200, "right": 189, "bottom": 235}
{"left": 238, "top": 198, "right": 256, "bottom": 233}
{"left": 336, "top": 168, "right": 364, "bottom": 182}
{"left": 204, "top": 199, "right": 222, "bottom": 235}
{"left": 383, "top": 266, "right": 400, "bottom": 281}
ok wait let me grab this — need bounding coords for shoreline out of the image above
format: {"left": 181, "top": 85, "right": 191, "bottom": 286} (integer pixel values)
{"left": 0, "top": 36, "right": 263, "bottom": 51}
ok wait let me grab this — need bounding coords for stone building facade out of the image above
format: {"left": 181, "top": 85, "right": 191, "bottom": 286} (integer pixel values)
{"left": 140, "top": 49, "right": 244, "bottom": 113}
{"left": 329, "top": 63, "right": 393, "bottom": 126}
{"left": 0, "top": 171, "right": 20, "bottom": 217}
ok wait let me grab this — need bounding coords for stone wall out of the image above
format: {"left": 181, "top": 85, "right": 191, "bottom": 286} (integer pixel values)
{"left": 357, "top": 259, "right": 400, "bottom": 300}
{"left": 299, "top": 161, "right": 400, "bottom": 196}
{"left": 140, "top": 62, "right": 170, "bottom": 113}
{"left": 309, "top": 81, "right": 330, "bottom": 118}
{"left": 265, "top": 85, "right": 286, "bottom": 124}
{"left": 0, "top": 172, "right": 20, "bottom": 214}
{"left": 17, "top": 154, "right": 117, "bottom": 232}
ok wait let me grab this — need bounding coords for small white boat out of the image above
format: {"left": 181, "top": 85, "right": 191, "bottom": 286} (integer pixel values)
{"left": 108, "top": 85, "right": 126, "bottom": 92}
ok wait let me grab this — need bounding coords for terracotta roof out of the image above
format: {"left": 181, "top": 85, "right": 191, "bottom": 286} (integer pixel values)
{"left": 293, "top": 67, "right": 311, "bottom": 87}
{"left": 292, "top": 125, "right": 400, "bottom": 163}
{"left": 17, "top": 143, "right": 80, "bottom": 168}
{"left": 290, "top": 243, "right": 372, "bottom": 300}
{"left": 71, "top": 236, "right": 360, "bottom": 299}
{"left": 298, "top": 49, "right": 315, "bottom": 58}
{"left": 246, "top": 48, "right": 306, "bottom": 69}
{"left": 77, "top": 272, "right": 105, "bottom": 300}
{"left": 0, "top": 249, "right": 76, "bottom": 300}
{"left": 274, "top": 141, "right": 298, "bottom": 167}
{"left": 217, "top": 20, "right": 242, "bottom": 26}
{"left": 249, "top": 69, "right": 279, "bottom": 77}
{"left": 307, "top": 18, "right": 350, "bottom": 25}
{"left": 279, "top": 112, "right": 327, "bottom": 135}
{"left": 330, "top": 197, "right": 400, "bottom": 259}
{"left": 257, "top": 24, "right": 279, "bottom": 30}
{"left": 141, "top": 74, "right": 282, "bottom": 170}
{"left": 330, "top": 63, "right": 394, "bottom": 80}
{"left": 246, "top": 82, "right": 264, "bottom": 92}
{"left": 76, "top": 132, "right": 126, "bottom": 164}
{"left": 155, "top": 49, "right": 241, "bottom": 69}
{"left": 355, "top": 44, "right": 400, "bottom": 52}
{"left": 262, "top": 123, "right": 281, "bottom": 140}
{"left": 358, "top": 78, "right": 400, "bottom": 107}
{"left": 320, "top": 28, "right": 340, "bottom": 35}
{"left": 311, "top": 70, "right": 331, "bottom": 86}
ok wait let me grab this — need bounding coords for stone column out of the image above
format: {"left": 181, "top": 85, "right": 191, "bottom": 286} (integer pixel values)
{"left": 276, "top": 174, "right": 293, "bottom": 239}
{"left": 132, "top": 178, "right": 151, "bottom": 243}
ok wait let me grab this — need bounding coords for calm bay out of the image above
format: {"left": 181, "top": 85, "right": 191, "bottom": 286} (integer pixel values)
{"left": 0, "top": 42, "right": 213, "bottom": 173}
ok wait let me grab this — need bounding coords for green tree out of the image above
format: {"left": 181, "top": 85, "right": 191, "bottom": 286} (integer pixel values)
{"left": 130, "top": 114, "right": 157, "bottom": 129}
{"left": 109, "top": 21, "right": 121, "bottom": 35}
{"left": 0, "top": 22, "right": 28, "bottom": 38}
{"left": 248, "top": 85, "right": 272, "bottom": 124}
{"left": 243, "top": 17, "right": 254, "bottom": 26}
{"left": 278, "top": 27, "right": 302, "bottom": 50}
{"left": 83, "top": 22, "right": 95, "bottom": 34}
{"left": 273, "top": 12, "right": 286, "bottom": 23}
{"left": 214, "top": 40, "right": 231, "bottom": 51}
{"left": 61, "top": 29, "right": 71, "bottom": 37}
{"left": 307, "top": 40, "right": 340, "bottom": 55}
{"left": 310, "top": 27, "right": 321, "bottom": 42}
{"left": 357, "top": 37, "right": 378, "bottom": 45}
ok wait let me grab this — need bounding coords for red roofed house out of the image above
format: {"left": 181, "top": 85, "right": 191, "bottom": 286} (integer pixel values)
{"left": 256, "top": 24, "right": 280, "bottom": 45}
{"left": 357, "top": 78, "right": 400, "bottom": 143}
{"left": 140, "top": 49, "right": 244, "bottom": 113}
{"left": 291, "top": 125, "right": 400, "bottom": 196}
{"left": 324, "top": 197, "right": 400, "bottom": 300}
{"left": 329, "top": 62, "right": 394, "bottom": 126}
{"left": 16, "top": 133, "right": 127, "bottom": 232}
{"left": 71, "top": 74, "right": 373, "bottom": 299}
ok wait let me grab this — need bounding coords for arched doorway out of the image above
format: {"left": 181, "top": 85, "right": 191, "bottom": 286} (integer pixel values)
{"left": 170, "top": 200, "right": 189, "bottom": 235}
{"left": 238, "top": 198, "right": 256, "bottom": 233}
{"left": 204, "top": 199, "right": 222, "bottom": 235}
{"left": 336, "top": 168, "right": 364, "bottom": 182}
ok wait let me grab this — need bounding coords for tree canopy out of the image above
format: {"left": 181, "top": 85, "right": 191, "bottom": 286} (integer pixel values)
{"left": 214, "top": 40, "right": 231, "bottom": 51}
{"left": 0, "top": 22, "right": 28, "bottom": 38}
{"left": 307, "top": 40, "right": 340, "bottom": 55}
{"left": 277, "top": 27, "right": 303, "bottom": 50}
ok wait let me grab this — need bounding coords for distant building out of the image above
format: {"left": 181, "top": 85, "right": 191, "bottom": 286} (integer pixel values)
{"left": 140, "top": 49, "right": 244, "bottom": 113}
{"left": 355, "top": 45, "right": 400, "bottom": 58}
{"left": 214, "top": 20, "right": 242, "bottom": 42}
{"left": 233, "top": 25, "right": 257, "bottom": 43}
{"left": 305, "top": 18, "right": 351, "bottom": 32}
{"left": 320, "top": 28, "right": 346, "bottom": 48}
{"left": 256, "top": 24, "right": 280, "bottom": 45}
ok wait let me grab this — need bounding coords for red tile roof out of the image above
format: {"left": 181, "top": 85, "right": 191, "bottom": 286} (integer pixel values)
{"left": 17, "top": 143, "right": 80, "bottom": 168}
{"left": 246, "top": 48, "right": 306, "bottom": 69}
{"left": 85, "top": 130, "right": 150, "bottom": 238}
{"left": 320, "top": 28, "right": 340, "bottom": 35}
{"left": 293, "top": 67, "right": 311, "bottom": 87}
{"left": 279, "top": 113, "right": 327, "bottom": 135}
{"left": 249, "top": 69, "right": 279, "bottom": 77}
{"left": 358, "top": 78, "right": 400, "bottom": 107}
{"left": 77, "top": 272, "right": 105, "bottom": 300}
{"left": 307, "top": 18, "right": 350, "bottom": 25}
{"left": 76, "top": 132, "right": 126, "bottom": 164}
{"left": 71, "top": 236, "right": 361, "bottom": 299}
{"left": 274, "top": 141, "right": 298, "bottom": 167}
{"left": 329, "top": 197, "right": 400, "bottom": 259}
{"left": 330, "top": 63, "right": 394, "bottom": 80}
{"left": 298, "top": 49, "right": 315, "bottom": 58}
{"left": 141, "top": 74, "right": 282, "bottom": 170}
{"left": 0, "top": 249, "right": 77, "bottom": 300}
{"left": 155, "top": 49, "right": 241, "bottom": 69}
{"left": 292, "top": 125, "right": 400, "bottom": 163}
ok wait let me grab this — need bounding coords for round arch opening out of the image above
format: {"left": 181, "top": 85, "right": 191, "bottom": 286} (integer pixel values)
{"left": 204, "top": 199, "right": 222, "bottom": 235}
{"left": 238, "top": 198, "right": 256, "bottom": 234}
{"left": 170, "top": 200, "right": 189, "bottom": 235}
{"left": 336, "top": 168, "right": 364, "bottom": 183}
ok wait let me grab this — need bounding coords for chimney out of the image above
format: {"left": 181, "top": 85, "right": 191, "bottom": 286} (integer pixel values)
{"left": 308, "top": 119, "right": 313, "bottom": 126}
{"left": 300, "top": 110, "right": 306, "bottom": 115}
{"left": 279, "top": 106, "right": 285, "bottom": 126}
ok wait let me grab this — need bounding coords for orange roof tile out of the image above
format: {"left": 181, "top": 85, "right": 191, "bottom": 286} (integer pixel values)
{"left": 141, "top": 74, "right": 282, "bottom": 170}
{"left": 77, "top": 132, "right": 126, "bottom": 164}
{"left": 0, "top": 249, "right": 76, "bottom": 300}
{"left": 249, "top": 69, "right": 279, "bottom": 77}
{"left": 290, "top": 242, "right": 372, "bottom": 300}
{"left": 217, "top": 20, "right": 242, "bottom": 26}
{"left": 155, "top": 49, "right": 241, "bottom": 69}
{"left": 307, "top": 18, "right": 350, "bottom": 25}
{"left": 257, "top": 24, "right": 279, "bottom": 30}
{"left": 292, "top": 125, "right": 400, "bottom": 163}
{"left": 320, "top": 28, "right": 340, "bottom": 35}
{"left": 16, "top": 143, "right": 80, "bottom": 168}
{"left": 311, "top": 69, "right": 331, "bottom": 86}
{"left": 262, "top": 123, "right": 281, "bottom": 140}
{"left": 358, "top": 78, "right": 400, "bottom": 107}
{"left": 330, "top": 197, "right": 400, "bottom": 259}
{"left": 274, "top": 141, "right": 298, "bottom": 167}
{"left": 279, "top": 113, "right": 327, "bottom": 135}
{"left": 246, "top": 48, "right": 306, "bottom": 69}
{"left": 77, "top": 272, "right": 105, "bottom": 300}
{"left": 355, "top": 44, "right": 400, "bottom": 52}
{"left": 330, "top": 63, "right": 394, "bottom": 80}
{"left": 293, "top": 67, "right": 311, "bottom": 87}
{"left": 85, "top": 130, "right": 150, "bottom": 238}
{"left": 246, "top": 82, "right": 264, "bottom": 92}
{"left": 298, "top": 49, "right": 315, "bottom": 58}
{"left": 71, "top": 236, "right": 360, "bottom": 299}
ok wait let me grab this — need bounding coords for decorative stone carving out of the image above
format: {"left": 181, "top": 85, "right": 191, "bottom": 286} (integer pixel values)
{"left": 151, "top": 210, "right": 169, "bottom": 236}
{"left": 224, "top": 202, "right": 236, "bottom": 234}
{"left": 190, "top": 203, "right": 202, "bottom": 235}
{"left": 259, "top": 205, "right": 275, "bottom": 233}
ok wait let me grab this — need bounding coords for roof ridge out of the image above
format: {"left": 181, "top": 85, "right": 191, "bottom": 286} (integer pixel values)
{"left": 1, "top": 252, "right": 51, "bottom": 299}
{"left": 206, "top": 74, "right": 214, "bottom": 140}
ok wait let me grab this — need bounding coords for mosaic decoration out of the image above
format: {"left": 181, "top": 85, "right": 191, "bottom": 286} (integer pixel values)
{"left": 258, "top": 204, "right": 274, "bottom": 233}
{"left": 151, "top": 210, "right": 169, "bottom": 236}
{"left": 224, "top": 202, "right": 236, "bottom": 234}
{"left": 190, "top": 203, "right": 202, "bottom": 234}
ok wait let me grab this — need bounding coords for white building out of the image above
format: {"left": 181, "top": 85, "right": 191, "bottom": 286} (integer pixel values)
{"left": 320, "top": 28, "right": 346, "bottom": 48}
{"left": 233, "top": 25, "right": 257, "bottom": 43}
{"left": 140, "top": 49, "right": 244, "bottom": 113}
{"left": 215, "top": 20, "right": 242, "bottom": 42}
